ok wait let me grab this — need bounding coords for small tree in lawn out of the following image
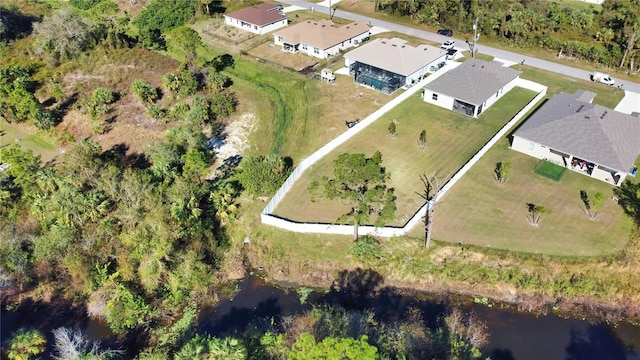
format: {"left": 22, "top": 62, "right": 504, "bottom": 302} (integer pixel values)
{"left": 527, "top": 203, "right": 547, "bottom": 226}
{"left": 418, "top": 129, "right": 427, "bottom": 150}
{"left": 387, "top": 120, "right": 397, "bottom": 138}
{"left": 494, "top": 161, "right": 511, "bottom": 184}
{"left": 311, "top": 151, "right": 396, "bottom": 240}
{"left": 580, "top": 190, "right": 603, "bottom": 219}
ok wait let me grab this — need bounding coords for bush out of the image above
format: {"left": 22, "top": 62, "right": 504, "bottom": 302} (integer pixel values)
{"left": 351, "top": 236, "right": 381, "bottom": 261}
{"left": 69, "top": 0, "right": 102, "bottom": 10}
{"left": 131, "top": 79, "right": 159, "bottom": 104}
{"left": 236, "top": 154, "right": 292, "bottom": 197}
{"left": 133, "top": 0, "right": 196, "bottom": 33}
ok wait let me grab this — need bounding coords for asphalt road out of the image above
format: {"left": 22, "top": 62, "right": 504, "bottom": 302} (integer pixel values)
{"left": 279, "top": 0, "right": 640, "bottom": 94}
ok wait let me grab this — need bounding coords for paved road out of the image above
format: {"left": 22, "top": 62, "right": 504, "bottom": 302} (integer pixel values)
{"left": 280, "top": 0, "right": 640, "bottom": 96}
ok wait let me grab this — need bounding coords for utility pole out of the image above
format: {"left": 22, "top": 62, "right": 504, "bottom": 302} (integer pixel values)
{"left": 472, "top": 17, "right": 478, "bottom": 58}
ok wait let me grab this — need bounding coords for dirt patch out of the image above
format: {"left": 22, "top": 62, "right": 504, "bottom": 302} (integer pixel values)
{"left": 192, "top": 19, "right": 267, "bottom": 54}
{"left": 248, "top": 42, "right": 319, "bottom": 72}
{"left": 209, "top": 113, "right": 257, "bottom": 178}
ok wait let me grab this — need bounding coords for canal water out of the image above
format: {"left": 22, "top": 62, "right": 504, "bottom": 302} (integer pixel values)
{"left": 3, "top": 275, "right": 640, "bottom": 359}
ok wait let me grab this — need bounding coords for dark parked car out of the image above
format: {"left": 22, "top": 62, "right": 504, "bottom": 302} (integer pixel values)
{"left": 437, "top": 29, "right": 453, "bottom": 37}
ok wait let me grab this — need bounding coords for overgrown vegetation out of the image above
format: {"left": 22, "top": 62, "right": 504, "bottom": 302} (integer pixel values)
{"left": 374, "top": 0, "right": 639, "bottom": 72}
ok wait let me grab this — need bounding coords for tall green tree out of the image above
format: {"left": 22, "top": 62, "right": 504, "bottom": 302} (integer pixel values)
{"left": 6, "top": 328, "right": 46, "bottom": 360}
{"left": 312, "top": 152, "right": 396, "bottom": 240}
{"left": 289, "top": 334, "right": 378, "bottom": 360}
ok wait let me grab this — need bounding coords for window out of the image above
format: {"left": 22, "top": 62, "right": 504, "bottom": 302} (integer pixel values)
{"left": 528, "top": 142, "right": 534, "bottom": 151}
{"left": 302, "top": 44, "right": 307, "bottom": 50}
{"left": 277, "top": 36, "right": 283, "bottom": 42}
{"left": 254, "top": 25, "right": 257, "bottom": 30}
{"left": 432, "top": 93, "right": 438, "bottom": 100}
{"left": 314, "top": 47, "right": 320, "bottom": 54}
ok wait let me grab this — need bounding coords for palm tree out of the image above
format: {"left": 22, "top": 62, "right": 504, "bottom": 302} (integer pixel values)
{"left": 210, "top": 180, "right": 239, "bottom": 226}
{"left": 7, "top": 328, "right": 46, "bottom": 360}
{"left": 207, "top": 337, "right": 247, "bottom": 360}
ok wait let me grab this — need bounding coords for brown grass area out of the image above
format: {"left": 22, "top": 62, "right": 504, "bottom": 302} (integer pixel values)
{"left": 191, "top": 18, "right": 266, "bottom": 54}
{"left": 55, "top": 48, "right": 179, "bottom": 154}
{"left": 248, "top": 42, "right": 319, "bottom": 72}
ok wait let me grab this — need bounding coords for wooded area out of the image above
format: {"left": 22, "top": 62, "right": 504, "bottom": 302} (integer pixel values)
{"left": 375, "top": 0, "right": 639, "bottom": 71}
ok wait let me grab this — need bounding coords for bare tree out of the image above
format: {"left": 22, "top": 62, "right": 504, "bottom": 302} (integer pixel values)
{"left": 418, "top": 174, "right": 449, "bottom": 249}
{"left": 52, "top": 327, "right": 122, "bottom": 360}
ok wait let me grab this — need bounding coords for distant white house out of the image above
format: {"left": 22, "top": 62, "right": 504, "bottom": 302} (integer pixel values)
{"left": 224, "top": 3, "right": 287, "bottom": 35}
{"left": 512, "top": 90, "right": 640, "bottom": 185}
{"left": 422, "top": 58, "right": 521, "bottom": 117}
{"left": 273, "top": 20, "right": 370, "bottom": 59}
{"left": 343, "top": 38, "right": 448, "bottom": 94}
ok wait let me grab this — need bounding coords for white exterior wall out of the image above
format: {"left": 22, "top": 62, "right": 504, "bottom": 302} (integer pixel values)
{"left": 225, "top": 17, "right": 287, "bottom": 35}
{"left": 277, "top": 32, "right": 369, "bottom": 59}
{"left": 258, "top": 19, "right": 288, "bottom": 35}
{"left": 511, "top": 136, "right": 552, "bottom": 160}
{"left": 480, "top": 77, "right": 519, "bottom": 115}
{"left": 423, "top": 90, "right": 455, "bottom": 110}
{"left": 512, "top": 136, "right": 627, "bottom": 185}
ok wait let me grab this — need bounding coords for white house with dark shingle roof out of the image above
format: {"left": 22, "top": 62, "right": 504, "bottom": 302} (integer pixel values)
{"left": 512, "top": 90, "right": 640, "bottom": 185}
{"left": 422, "top": 58, "right": 521, "bottom": 117}
{"left": 343, "top": 38, "right": 447, "bottom": 94}
{"left": 273, "top": 20, "right": 370, "bottom": 59}
{"left": 224, "top": 3, "right": 287, "bottom": 35}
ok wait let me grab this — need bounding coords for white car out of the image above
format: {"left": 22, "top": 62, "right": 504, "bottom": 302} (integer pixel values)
{"left": 441, "top": 40, "right": 455, "bottom": 50}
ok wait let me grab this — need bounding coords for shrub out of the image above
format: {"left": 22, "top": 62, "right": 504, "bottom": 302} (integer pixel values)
{"left": 131, "top": 79, "right": 159, "bottom": 104}
{"left": 351, "top": 236, "right": 381, "bottom": 261}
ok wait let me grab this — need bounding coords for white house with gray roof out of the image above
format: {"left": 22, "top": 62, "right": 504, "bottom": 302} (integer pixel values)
{"left": 512, "top": 90, "right": 640, "bottom": 185}
{"left": 343, "top": 38, "right": 447, "bottom": 94}
{"left": 422, "top": 58, "right": 521, "bottom": 117}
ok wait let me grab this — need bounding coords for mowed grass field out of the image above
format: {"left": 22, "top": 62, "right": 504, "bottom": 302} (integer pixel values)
{"left": 273, "top": 86, "right": 538, "bottom": 226}
{"left": 421, "top": 132, "right": 631, "bottom": 256}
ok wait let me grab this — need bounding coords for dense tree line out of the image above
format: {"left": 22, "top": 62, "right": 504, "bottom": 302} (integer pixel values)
{"left": 375, "top": 0, "right": 639, "bottom": 71}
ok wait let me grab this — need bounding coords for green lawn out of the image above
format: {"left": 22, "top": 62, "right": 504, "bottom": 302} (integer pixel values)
{"left": 0, "top": 122, "right": 59, "bottom": 163}
{"left": 517, "top": 65, "right": 624, "bottom": 109}
{"left": 273, "top": 87, "right": 538, "bottom": 226}
{"left": 421, "top": 134, "right": 631, "bottom": 256}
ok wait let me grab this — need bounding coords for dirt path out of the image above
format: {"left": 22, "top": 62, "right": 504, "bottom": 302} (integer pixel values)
{"left": 209, "top": 113, "right": 257, "bottom": 178}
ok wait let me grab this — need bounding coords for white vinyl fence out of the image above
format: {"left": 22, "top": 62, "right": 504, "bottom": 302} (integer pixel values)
{"left": 261, "top": 70, "right": 547, "bottom": 238}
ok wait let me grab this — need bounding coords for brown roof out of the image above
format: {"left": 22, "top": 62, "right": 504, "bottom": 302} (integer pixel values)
{"left": 514, "top": 91, "right": 640, "bottom": 171}
{"left": 225, "top": 3, "right": 286, "bottom": 27}
{"left": 273, "top": 20, "right": 370, "bottom": 50}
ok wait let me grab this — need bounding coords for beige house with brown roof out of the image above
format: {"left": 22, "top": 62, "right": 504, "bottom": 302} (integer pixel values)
{"left": 224, "top": 3, "right": 287, "bottom": 35}
{"left": 273, "top": 20, "right": 371, "bottom": 59}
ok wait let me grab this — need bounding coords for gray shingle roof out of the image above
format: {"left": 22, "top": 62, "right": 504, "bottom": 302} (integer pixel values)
{"left": 514, "top": 91, "right": 640, "bottom": 171}
{"left": 344, "top": 38, "right": 445, "bottom": 76}
{"left": 425, "top": 58, "right": 521, "bottom": 105}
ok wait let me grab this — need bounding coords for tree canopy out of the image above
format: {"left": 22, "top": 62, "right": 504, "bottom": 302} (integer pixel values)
{"left": 312, "top": 152, "right": 396, "bottom": 240}
{"left": 375, "top": 0, "right": 639, "bottom": 71}
{"left": 32, "top": 7, "right": 99, "bottom": 61}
